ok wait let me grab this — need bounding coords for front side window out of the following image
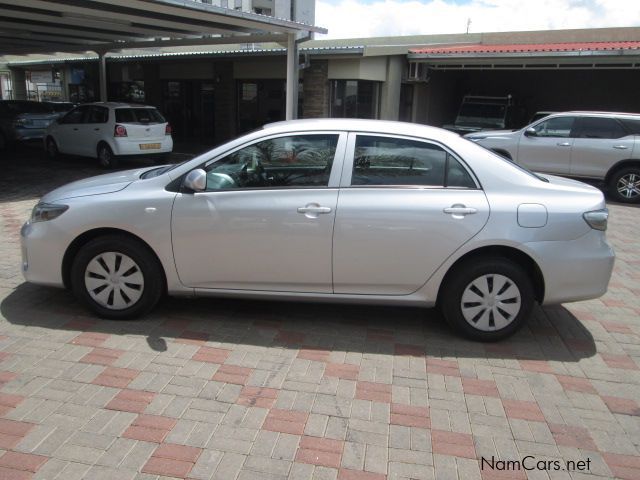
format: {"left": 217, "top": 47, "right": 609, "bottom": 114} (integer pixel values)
{"left": 576, "top": 117, "right": 627, "bottom": 139}
{"left": 532, "top": 116, "right": 575, "bottom": 138}
{"left": 61, "top": 106, "right": 88, "bottom": 124}
{"left": 204, "top": 134, "right": 339, "bottom": 190}
{"left": 351, "top": 135, "right": 476, "bottom": 188}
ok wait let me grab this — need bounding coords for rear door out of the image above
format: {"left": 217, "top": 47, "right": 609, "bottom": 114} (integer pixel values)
{"left": 570, "top": 116, "right": 634, "bottom": 178}
{"left": 332, "top": 133, "right": 489, "bottom": 296}
{"left": 516, "top": 115, "right": 577, "bottom": 174}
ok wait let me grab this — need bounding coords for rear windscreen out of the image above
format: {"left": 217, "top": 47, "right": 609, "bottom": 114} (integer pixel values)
{"left": 115, "top": 108, "right": 165, "bottom": 124}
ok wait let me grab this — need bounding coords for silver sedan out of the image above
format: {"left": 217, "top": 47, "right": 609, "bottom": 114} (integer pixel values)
{"left": 20, "top": 119, "right": 615, "bottom": 341}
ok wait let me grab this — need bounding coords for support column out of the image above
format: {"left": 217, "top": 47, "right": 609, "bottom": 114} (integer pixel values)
{"left": 98, "top": 52, "right": 108, "bottom": 102}
{"left": 9, "top": 68, "right": 27, "bottom": 100}
{"left": 285, "top": 33, "right": 299, "bottom": 120}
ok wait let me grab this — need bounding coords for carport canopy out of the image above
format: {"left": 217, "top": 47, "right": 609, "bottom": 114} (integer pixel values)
{"left": 0, "top": 0, "right": 328, "bottom": 118}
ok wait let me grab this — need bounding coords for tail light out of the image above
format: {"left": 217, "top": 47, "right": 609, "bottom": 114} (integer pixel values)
{"left": 165, "top": 124, "right": 172, "bottom": 136}
{"left": 114, "top": 124, "right": 127, "bottom": 137}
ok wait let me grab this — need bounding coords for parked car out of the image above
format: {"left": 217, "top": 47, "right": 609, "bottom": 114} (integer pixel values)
{"left": 465, "top": 112, "right": 640, "bottom": 203}
{"left": 0, "top": 100, "right": 59, "bottom": 150}
{"left": 44, "top": 102, "right": 173, "bottom": 168}
{"left": 21, "top": 119, "right": 614, "bottom": 341}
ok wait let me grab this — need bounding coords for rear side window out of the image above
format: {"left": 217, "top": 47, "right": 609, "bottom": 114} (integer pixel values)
{"left": 351, "top": 135, "right": 476, "bottom": 188}
{"left": 576, "top": 117, "right": 627, "bottom": 139}
{"left": 115, "top": 108, "right": 165, "bottom": 124}
{"left": 87, "top": 106, "right": 108, "bottom": 124}
{"left": 620, "top": 118, "right": 640, "bottom": 135}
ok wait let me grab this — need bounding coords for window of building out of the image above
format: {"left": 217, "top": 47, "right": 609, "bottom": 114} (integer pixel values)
{"left": 330, "top": 80, "right": 380, "bottom": 119}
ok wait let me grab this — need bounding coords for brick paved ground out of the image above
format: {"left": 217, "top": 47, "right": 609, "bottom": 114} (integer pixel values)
{"left": 0, "top": 146, "right": 638, "bottom": 479}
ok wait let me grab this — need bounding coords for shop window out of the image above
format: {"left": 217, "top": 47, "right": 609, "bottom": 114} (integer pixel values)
{"left": 330, "top": 80, "right": 380, "bottom": 119}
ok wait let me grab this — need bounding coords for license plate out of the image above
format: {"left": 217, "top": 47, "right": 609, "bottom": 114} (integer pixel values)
{"left": 139, "top": 143, "right": 161, "bottom": 150}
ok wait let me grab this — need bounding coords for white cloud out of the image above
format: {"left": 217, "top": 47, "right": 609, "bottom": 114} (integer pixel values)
{"left": 315, "top": 0, "right": 640, "bottom": 39}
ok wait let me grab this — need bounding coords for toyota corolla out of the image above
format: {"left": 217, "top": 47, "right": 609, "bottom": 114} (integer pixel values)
{"left": 21, "top": 119, "right": 615, "bottom": 341}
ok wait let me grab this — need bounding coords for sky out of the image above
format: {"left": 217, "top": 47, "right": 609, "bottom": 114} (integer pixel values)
{"left": 314, "top": 0, "right": 640, "bottom": 39}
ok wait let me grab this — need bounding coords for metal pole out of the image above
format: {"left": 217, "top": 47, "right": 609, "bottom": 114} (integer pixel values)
{"left": 285, "top": 32, "right": 299, "bottom": 120}
{"left": 98, "top": 52, "right": 108, "bottom": 102}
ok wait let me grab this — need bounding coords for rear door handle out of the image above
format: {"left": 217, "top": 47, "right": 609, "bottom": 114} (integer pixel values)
{"left": 613, "top": 145, "right": 628, "bottom": 150}
{"left": 556, "top": 142, "right": 571, "bottom": 147}
{"left": 443, "top": 205, "right": 477, "bottom": 216}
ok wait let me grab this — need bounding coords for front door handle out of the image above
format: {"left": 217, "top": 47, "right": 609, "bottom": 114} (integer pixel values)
{"left": 297, "top": 203, "right": 332, "bottom": 218}
{"left": 613, "top": 145, "right": 628, "bottom": 150}
{"left": 556, "top": 142, "right": 571, "bottom": 147}
{"left": 443, "top": 204, "right": 477, "bottom": 216}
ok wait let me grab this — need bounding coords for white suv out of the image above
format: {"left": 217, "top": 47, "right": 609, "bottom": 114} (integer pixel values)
{"left": 465, "top": 112, "right": 640, "bottom": 203}
{"left": 45, "top": 102, "right": 173, "bottom": 168}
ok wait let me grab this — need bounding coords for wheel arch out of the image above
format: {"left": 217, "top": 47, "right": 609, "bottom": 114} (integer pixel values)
{"left": 604, "top": 159, "right": 640, "bottom": 185}
{"left": 62, "top": 227, "right": 167, "bottom": 291}
{"left": 436, "top": 245, "right": 545, "bottom": 305}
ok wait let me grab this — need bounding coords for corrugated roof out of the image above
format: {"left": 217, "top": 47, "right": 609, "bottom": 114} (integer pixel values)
{"left": 410, "top": 41, "right": 640, "bottom": 55}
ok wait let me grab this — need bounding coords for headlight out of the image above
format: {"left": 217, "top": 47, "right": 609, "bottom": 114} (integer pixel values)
{"left": 31, "top": 203, "right": 68, "bottom": 223}
{"left": 583, "top": 209, "right": 608, "bottom": 231}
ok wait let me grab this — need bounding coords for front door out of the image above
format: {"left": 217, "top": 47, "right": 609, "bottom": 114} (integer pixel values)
{"left": 55, "top": 105, "right": 90, "bottom": 155}
{"left": 517, "top": 115, "right": 578, "bottom": 174}
{"left": 171, "top": 132, "right": 346, "bottom": 292}
{"left": 333, "top": 133, "right": 490, "bottom": 295}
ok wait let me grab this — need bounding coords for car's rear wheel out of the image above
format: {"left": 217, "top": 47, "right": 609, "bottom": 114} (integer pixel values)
{"left": 45, "top": 137, "right": 59, "bottom": 160}
{"left": 70, "top": 235, "right": 163, "bottom": 319}
{"left": 608, "top": 166, "right": 640, "bottom": 203}
{"left": 440, "top": 257, "right": 534, "bottom": 341}
{"left": 97, "top": 143, "right": 119, "bottom": 169}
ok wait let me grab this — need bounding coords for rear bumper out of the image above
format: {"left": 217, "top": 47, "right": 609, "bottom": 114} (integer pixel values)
{"left": 112, "top": 136, "right": 173, "bottom": 156}
{"left": 527, "top": 230, "right": 615, "bottom": 305}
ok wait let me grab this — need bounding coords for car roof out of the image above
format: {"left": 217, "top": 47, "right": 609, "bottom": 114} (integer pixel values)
{"left": 262, "top": 118, "right": 462, "bottom": 141}
{"left": 554, "top": 111, "right": 640, "bottom": 119}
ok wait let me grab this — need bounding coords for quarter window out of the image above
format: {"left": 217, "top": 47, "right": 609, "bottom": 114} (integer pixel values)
{"left": 204, "top": 134, "right": 339, "bottom": 190}
{"left": 351, "top": 135, "right": 476, "bottom": 188}
{"left": 532, "top": 116, "right": 575, "bottom": 138}
{"left": 576, "top": 117, "right": 627, "bottom": 139}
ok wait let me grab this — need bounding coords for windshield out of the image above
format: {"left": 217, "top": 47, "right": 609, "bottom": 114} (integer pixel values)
{"left": 140, "top": 160, "right": 189, "bottom": 179}
{"left": 457, "top": 103, "right": 507, "bottom": 127}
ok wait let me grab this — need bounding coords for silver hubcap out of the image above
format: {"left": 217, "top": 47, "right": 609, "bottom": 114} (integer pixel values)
{"left": 85, "top": 252, "right": 144, "bottom": 310}
{"left": 461, "top": 274, "right": 521, "bottom": 331}
{"left": 617, "top": 173, "right": 640, "bottom": 199}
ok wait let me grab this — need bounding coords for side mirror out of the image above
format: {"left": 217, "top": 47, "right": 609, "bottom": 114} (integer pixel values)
{"left": 183, "top": 169, "right": 206, "bottom": 192}
{"left": 524, "top": 127, "right": 537, "bottom": 137}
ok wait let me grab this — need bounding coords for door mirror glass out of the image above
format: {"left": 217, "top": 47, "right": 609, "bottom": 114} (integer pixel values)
{"left": 524, "top": 127, "right": 537, "bottom": 137}
{"left": 184, "top": 169, "right": 207, "bottom": 192}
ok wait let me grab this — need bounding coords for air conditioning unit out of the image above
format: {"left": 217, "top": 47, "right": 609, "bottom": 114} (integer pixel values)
{"left": 406, "top": 62, "right": 430, "bottom": 82}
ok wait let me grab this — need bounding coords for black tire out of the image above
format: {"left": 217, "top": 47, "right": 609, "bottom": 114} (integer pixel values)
{"left": 607, "top": 166, "right": 640, "bottom": 204}
{"left": 439, "top": 256, "right": 534, "bottom": 341}
{"left": 45, "top": 137, "right": 59, "bottom": 161}
{"left": 97, "top": 143, "right": 119, "bottom": 169}
{"left": 70, "top": 235, "right": 164, "bottom": 320}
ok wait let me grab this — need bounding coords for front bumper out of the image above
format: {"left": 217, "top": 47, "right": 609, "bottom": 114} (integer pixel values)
{"left": 21, "top": 220, "right": 66, "bottom": 288}
{"left": 526, "top": 230, "right": 615, "bottom": 305}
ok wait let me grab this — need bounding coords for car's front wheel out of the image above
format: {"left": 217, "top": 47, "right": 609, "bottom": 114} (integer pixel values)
{"left": 97, "top": 143, "right": 119, "bottom": 169}
{"left": 70, "top": 235, "right": 164, "bottom": 319}
{"left": 440, "top": 257, "right": 534, "bottom": 341}
{"left": 608, "top": 166, "right": 640, "bottom": 203}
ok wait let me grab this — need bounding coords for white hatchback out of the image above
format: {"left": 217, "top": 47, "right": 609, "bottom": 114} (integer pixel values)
{"left": 44, "top": 102, "right": 173, "bottom": 168}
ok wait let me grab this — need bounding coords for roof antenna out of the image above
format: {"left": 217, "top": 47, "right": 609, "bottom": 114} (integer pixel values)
{"left": 466, "top": 18, "right": 472, "bottom": 34}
